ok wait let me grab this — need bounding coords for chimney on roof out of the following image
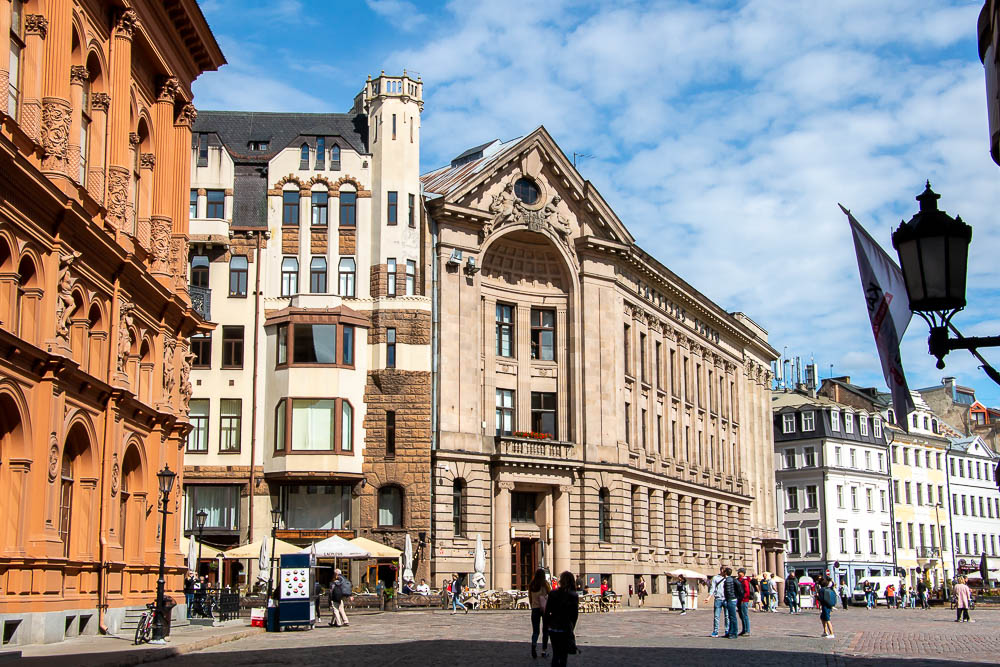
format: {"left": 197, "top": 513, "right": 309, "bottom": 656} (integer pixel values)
{"left": 832, "top": 376, "right": 851, "bottom": 384}
{"left": 942, "top": 377, "right": 956, "bottom": 389}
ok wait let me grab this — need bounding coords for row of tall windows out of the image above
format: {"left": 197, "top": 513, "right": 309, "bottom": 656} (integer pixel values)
{"left": 951, "top": 492, "right": 1000, "bottom": 518}
{"left": 495, "top": 389, "right": 558, "bottom": 438}
{"left": 187, "top": 399, "right": 243, "bottom": 453}
{"left": 298, "top": 141, "right": 342, "bottom": 171}
{"left": 495, "top": 304, "right": 557, "bottom": 360}
{"left": 281, "top": 189, "right": 356, "bottom": 226}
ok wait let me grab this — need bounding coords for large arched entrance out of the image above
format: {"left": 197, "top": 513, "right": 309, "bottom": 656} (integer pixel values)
{"left": 0, "top": 391, "right": 27, "bottom": 551}
{"left": 60, "top": 420, "right": 96, "bottom": 559}
{"left": 119, "top": 444, "right": 145, "bottom": 562}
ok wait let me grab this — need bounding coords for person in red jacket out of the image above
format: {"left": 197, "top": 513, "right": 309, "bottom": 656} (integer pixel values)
{"left": 736, "top": 568, "right": 751, "bottom": 636}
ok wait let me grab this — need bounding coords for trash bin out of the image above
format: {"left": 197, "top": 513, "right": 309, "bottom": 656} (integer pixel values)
{"left": 266, "top": 606, "right": 279, "bottom": 632}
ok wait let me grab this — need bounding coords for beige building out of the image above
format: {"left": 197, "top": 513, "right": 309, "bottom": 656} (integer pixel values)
{"left": 422, "top": 128, "right": 780, "bottom": 600}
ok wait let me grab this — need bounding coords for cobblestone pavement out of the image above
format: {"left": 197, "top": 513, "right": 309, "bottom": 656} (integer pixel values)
{"left": 161, "top": 605, "right": 1000, "bottom": 666}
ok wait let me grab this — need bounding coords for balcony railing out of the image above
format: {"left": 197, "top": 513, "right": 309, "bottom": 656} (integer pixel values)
{"left": 189, "top": 284, "right": 211, "bottom": 321}
{"left": 917, "top": 546, "right": 941, "bottom": 559}
{"left": 494, "top": 436, "right": 576, "bottom": 460}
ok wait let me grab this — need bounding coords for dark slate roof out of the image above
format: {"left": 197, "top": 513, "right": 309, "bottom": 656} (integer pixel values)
{"left": 233, "top": 164, "right": 267, "bottom": 228}
{"left": 192, "top": 111, "right": 369, "bottom": 164}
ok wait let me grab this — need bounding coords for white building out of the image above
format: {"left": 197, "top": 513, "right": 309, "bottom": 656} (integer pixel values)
{"left": 947, "top": 435, "right": 1000, "bottom": 580}
{"left": 773, "top": 389, "right": 894, "bottom": 588}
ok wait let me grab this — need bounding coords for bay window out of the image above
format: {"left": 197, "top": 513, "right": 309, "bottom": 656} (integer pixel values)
{"left": 273, "top": 397, "right": 355, "bottom": 454}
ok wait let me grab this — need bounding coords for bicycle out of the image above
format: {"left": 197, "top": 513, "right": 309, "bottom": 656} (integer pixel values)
{"left": 134, "top": 602, "right": 156, "bottom": 645}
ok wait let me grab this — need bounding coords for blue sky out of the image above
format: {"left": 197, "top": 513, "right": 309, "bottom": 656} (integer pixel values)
{"left": 193, "top": 0, "right": 1000, "bottom": 412}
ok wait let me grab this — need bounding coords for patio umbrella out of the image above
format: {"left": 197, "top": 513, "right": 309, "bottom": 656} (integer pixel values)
{"left": 471, "top": 534, "right": 487, "bottom": 590}
{"left": 666, "top": 568, "right": 708, "bottom": 581}
{"left": 301, "top": 534, "right": 370, "bottom": 558}
{"left": 257, "top": 536, "right": 270, "bottom": 586}
{"left": 187, "top": 535, "right": 198, "bottom": 573}
{"left": 403, "top": 534, "right": 414, "bottom": 582}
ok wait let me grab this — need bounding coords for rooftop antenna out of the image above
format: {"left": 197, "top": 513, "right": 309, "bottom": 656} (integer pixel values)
{"left": 573, "top": 152, "right": 592, "bottom": 168}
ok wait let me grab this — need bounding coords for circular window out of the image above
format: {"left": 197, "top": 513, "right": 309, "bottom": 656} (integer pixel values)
{"left": 514, "top": 177, "right": 540, "bottom": 205}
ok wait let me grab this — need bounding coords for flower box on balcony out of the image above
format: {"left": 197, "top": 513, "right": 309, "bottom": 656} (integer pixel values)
{"left": 512, "top": 431, "right": 552, "bottom": 440}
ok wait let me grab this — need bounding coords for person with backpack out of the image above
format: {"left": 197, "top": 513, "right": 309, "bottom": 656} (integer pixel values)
{"left": 736, "top": 568, "right": 751, "bottom": 636}
{"left": 818, "top": 577, "right": 836, "bottom": 638}
{"left": 722, "top": 568, "right": 741, "bottom": 638}
{"left": 759, "top": 575, "right": 771, "bottom": 613}
{"left": 327, "top": 569, "right": 351, "bottom": 627}
{"left": 528, "top": 568, "right": 550, "bottom": 659}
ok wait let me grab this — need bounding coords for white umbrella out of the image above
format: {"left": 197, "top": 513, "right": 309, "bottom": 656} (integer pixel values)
{"left": 667, "top": 568, "right": 708, "bottom": 581}
{"left": 301, "top": 534, "right": 370, "bottom": 558}
{"left": 258, "top": 536, "right": 271, "bottom": 586}
{"left": 403, "top": 534, "right": 414, "bottom": 582}
{"left": 471, "top": 534, "right": 487, "bottom": 590}
{"left": 187, "top": 535, "right": 198, "bottom": 573}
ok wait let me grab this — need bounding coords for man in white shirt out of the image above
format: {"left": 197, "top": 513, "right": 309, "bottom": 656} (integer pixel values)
{"left": 416, "top": 578, "right": 430, "bottom": 595}
{"left": 707, "top": 565, "right": 728, "bottom": 638}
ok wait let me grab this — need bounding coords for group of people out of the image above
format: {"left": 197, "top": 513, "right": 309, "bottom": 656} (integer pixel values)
{"left": 400, "top": 578, "right": 431, "bottom": 595}
{"left": 183, "top": 572, "right": 213, "bottom": 619}
{"left": 706, "top": 567, "right": 756, "bottom": 638}
{"left": 525, "top": 569, "right": 581, "bottom": 667}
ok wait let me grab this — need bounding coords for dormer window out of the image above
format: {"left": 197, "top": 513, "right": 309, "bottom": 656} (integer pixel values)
{"left": 845, "top": 413, "right": 854, "bottom": 434}
{"left": 782, "top": 413, "right": 795, "bottom": 434}
{"left": 248, "top": 141, "right": 269, "bottom": 151}
{"left": 801, "top": 411, "right": 815, "bottom": 432}
{"left": 299, "top": 143, "right": 310, "bottom": 170}
{"left": 830, "top": 409, "right": 840, "bottom": 431}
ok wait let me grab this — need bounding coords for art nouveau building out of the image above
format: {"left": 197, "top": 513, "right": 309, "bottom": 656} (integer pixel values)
{"left": 423, "top": 129, "right": 780, "bottom": 600}
{"left": 0, "top": 0, "right": 223, "bottom": 645}
{"left": 185, "top": 72, "right": 431, "bottom": 584}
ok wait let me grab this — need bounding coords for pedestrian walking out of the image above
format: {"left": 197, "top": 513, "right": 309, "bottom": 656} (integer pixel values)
{"left": 707, "top": 566, "right": 727, "bottom": 637}
{"left": 184, "top": 572, "right": 195, "bottom": 619}
{"left": 327, "top": 569, "right": 351, "bottom": 627}
{"left": 676, "top": 575, "right": 688, "bottom": 615}
{"left": 818, "top": 578, "right": 836, "bottom": 638}
{"left": 885, "top": 583, "right": 895, "bottom": 609}
{"left": 449, "top": 573, "right": 469, "bottom": 615}
{"left": 314, "top": 579, "right": 322, "bottom": 621}
{"left": 759, "top": 575, "right": 770, "bottom": 614}
{"left": 736, "top": 568, "right": 751, "bottom": 636}
{"left": 769, "top": 574, "right": 779, "bottom": 611}
{"left": 722, "top": 568, "right": 741, "bottom": 638}
{"left": 528, "top": 568, "right": 550, "bottom": 658}
{"left": 784, "top": 573, "right": 799, "bottom": 613}
{"left": 899, "top": 583, "right": 908, "bottom": 609}
{"left": 544, "top": 571, "right": 579, "bottom": 667}
{"left": 637, "top": 576, "right": 648, "bottom": 608}
{"left": 838, "top": 581, "right": 849, "bottom": 610}
{"left": 954, "top": 577, "right": 972, "bottom": 622}
{"left": 916, "top": 579, "right": 928, "bottom": 610}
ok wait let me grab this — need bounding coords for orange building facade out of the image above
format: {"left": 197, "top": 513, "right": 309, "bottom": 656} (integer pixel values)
{"left": 0, "top": 0, "right": 223, "bottom": 645}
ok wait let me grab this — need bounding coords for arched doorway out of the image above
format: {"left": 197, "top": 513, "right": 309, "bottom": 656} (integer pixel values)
{"left": 61, "top": 421, "right": 95, "bottom": 559}
{"left": 119, "top": 444, "right": 144, "bottom": 562}
{"left": 0, "top": 392, "right": 27, "bottom": 550}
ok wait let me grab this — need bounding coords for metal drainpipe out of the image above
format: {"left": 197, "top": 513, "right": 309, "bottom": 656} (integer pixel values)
{"left": 247, "top": 230, "right": 264, "bottom": 550}
{"left": 945, "top": 442, "right": 957, "bottom": 584}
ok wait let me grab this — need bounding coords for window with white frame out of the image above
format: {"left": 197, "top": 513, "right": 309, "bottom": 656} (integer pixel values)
{"left": 865, "top": 451, "right": 872, "bottom": 470}
{"left": 839, "top": 528, "right": 847, "bottom": 553}
{"left": 784, "top": 449, "right": 795, "bottom": 469}
{"left": 850, "top": 486, "right": 858, "bottom": 510}
{"left": 845, "top": 412, "right": 854, "bottom": 433}
{"left": 782, "top": 413, "right": 795, "bottom": 434}
{"left": 837, "top": 485, "right": 844, "bottom": 508}
{"left": 850, "top": 448, "right": 856, "bottom": 467}
{"left": 801, "top": 411, "right": 815, "bottom": 431}
{"left": 807, "top": 528, "right": 820, "bottom": 554}
{"left": 860, "top": 416, "right": 869, "bottom": 436}
{"left": 806, "top": 485, "right": 818, "bottom": 510}
{"left": 873, "top": 417, "right": 882, "bottom": 438}
{"left": 788, "top": 528, "right": 800, "bottom": 554}
{"left": 804, "top": 446, "right": 815, "bottom": 467}
{"left": 786, "top": 486, "right": 798, "bottom": 511}
{"left": 835, "top": 446, "right": 841, "bottom": 466}
{"left": 830, "top": 409, "right": 840, "bottom": 431}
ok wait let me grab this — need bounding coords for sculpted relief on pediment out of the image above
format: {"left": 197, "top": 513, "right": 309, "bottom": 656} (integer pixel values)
{"left": 481, "top": 176, "right": 576, "bottom": 265}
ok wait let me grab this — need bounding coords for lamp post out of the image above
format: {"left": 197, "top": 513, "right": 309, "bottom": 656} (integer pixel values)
{"left": 269, "top": 507, "right": 282, "bottom": 600}
{"left": 151, "top": 464, "right": 176, "bottom": 644}
{"left": 196, "top": 509, "right": 208, "bottom": 579}
{"left": 891, "top": 183, "right": 1000, "bottom": 384}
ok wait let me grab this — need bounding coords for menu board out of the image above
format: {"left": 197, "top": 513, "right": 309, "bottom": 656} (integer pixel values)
{"left": 280, "top": 567, "right": 310, "bottom": 599}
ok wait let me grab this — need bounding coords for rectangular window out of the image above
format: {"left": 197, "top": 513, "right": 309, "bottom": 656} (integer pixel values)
{"left": 387, "top": 191, "right": 398, "bottom": 225}
{"left": 387, "top": 258, "right": 397, "bottom": 296}
{"left": 219, "top": 399, "right": 242, "bottom": 452}
{"left": 316, "top": 137, "right": 325, "bottom": 169}
{"left": 339, "top": 191, "right": 356, "bottom": 226}
{"left": 338, "top": 258, "right": 356, "bottom": 297}
{"left": 330, "top": 145, "right": 340, "bottom": 171}
{"left": 190, "top": 190, "right": 198, "bottom": 219}
{"left": 869, "top": 530, "right": 876, "bottom": 554}
{"left": 496, "top": 389, "right": 514, "bottom": 436}
{"left": 903, "top": 447, "right": 910, "bottom": 465}
{"left": 859, "top": 416, "right": 868, "bottom": 436}
{"left": 788, "top": 528, "right": 800, "bottom": 555}
{"left": 385, "top": 410, "right": 396, "bottom": 459}
{"left": 624, "top": 324, "right": 631, "bottom": 377}
{"left": 837, "top": 485, "right": 844, "bottom": 508}
{"left": 530, "top": 309, "right": 555, "bottom": 361}
{"left": 865, "top": 451, "right": 871, "bottom": 470}
{"left": 835, "top": 446, "right": 841, "bottom": 466}
{"left": 311, "top": 191, "right": 328, "bottom": 225}
{"left": 656, "top": 414, "right": 663, "bottom": 455}
{"left": 277, "top": 325, "right": 287, "bottom": 366}
{"left": 511, "top": 492, "right": 536, "bottom": 523}
{"left": 405, "top": 259, "right": 416, "bottom": 295}
{"left": 290, "top": 399, "right": 336, "bottom": 451}
{"left": 892, "top": 446, "right": 898, "bottom": 463}
{"left": 191, "top": 333, "right": 211, "bottom": 368}
{"left": 782, "top": 414, "right": 795, "bottom": 434}
{"left": 624, "top": 404, "right": 630, "bottom": 445}
{"left": 198, "top": 133, "right": 208, "bottom": 167}
{"left": 806, "top": 485, "right": 818, "bottom": 510}
{"left": 275, "top": 399, "right": 285, "bottom": 452}
{"left": 655, "top": 342, "right": 662, "bottom": 389}
{"left": 341, "top": 401, "right": 353, "bottom": 452}
{"left": 784, "top": 449, "right": 795, "bottom": 469}
{"left": 206, "top": 189, "right": 225, "bottom": 218}
{"left": 873, "top": 417, "right": 882, "bottom": 438}
{"left": 905, "top": 481, "right": 912, "bottom": 504}
{"left": 282, "top": 191, "right": 299, "bottom": 225}
{"left": 8, "top": 4, "right": 22, "bottom": 120}
{"left": 229, "top": 256, "right": 248, "bottom": 297}
{"left": 880, "top": 489, "right": 887, "bottom": 512}
{"left": 854, "top": 529, "right": 861, "bottom": 553}
{"left": 531, "top": 392, "right": 557, "bottom": 439}
{"left": 850, "top": 448, "right": 856, "bottom": 467}
{"left": 914, "top": 449, "right": 922, "bottom": 467}
{"left": 830, "top": 409, "right": 840, "bottom": 431}
{"left": 641, "top": 408, "right": 648, "bottom": 449}
{"left": 839, "top": 528, "right": 847, "bottom": 553}
{"left": 640, "top": 333, "right": 648, "bottom": 383}
{"left": 786, "top": 486, "right": 798, "bottom": 511}
{"left": 804, "top": 447, "right": 815, "bottom": 467}
{"left": 293, "top": 324, "right": 337, "bottom": 364}
{"left": 496, "top": 304, "right": 514, "bottom": 357}
{"left": 808, "top": 528, "right": 820, "bottom": 554}
{"left": 669, "top": 349, "right": 676, "bottom": 395}
{"left": 408, "top": 193, "right": 415, "bottom": 228}
{"left": 392, "top": 113, "right": 397, "bottom": 140}
{"left": 185, "top": 485, "right": 240, "bottom": 531}
{"left": 866, "top": 487, "right": 873, "bottom": 512}
{"left": 878, "top": 452, "right": 884, "bottom": 472}
{"left": 884, "top": 531, "right": 890, "bottom": 555}
{"left": 342, "top": 325, "right": 354, "bottom": 366}
{"left": 281, "top": 257, "right": 299, "bottom": 296}
{"left": 310, "top": 257, "right": 327, "bottom": 293}
{"left": 222, "top": 326, "right": 244, "bottom": 368}
{"left": 386, "top": 328, "right": 396, "bottom": 368}
{"left": 916, "top": 482, "right": 923, "bottom": 505}
{"left": 187, "top": 399, "right": 209, "bottom": 452}
{"left": 851, "top": 486, "right": 858, "bottom": 510}
{"left": 801, "top": 411, "right": 815, "bottom": 431}
{"left": 844, "top": 412, "right": 854, "bottom": 433}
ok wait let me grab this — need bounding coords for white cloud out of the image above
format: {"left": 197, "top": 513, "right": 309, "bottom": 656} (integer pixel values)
{"left": 366, "top": 0, "right": 428, "bottom": 31}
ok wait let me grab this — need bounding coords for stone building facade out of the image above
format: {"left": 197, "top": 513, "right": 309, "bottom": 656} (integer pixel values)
{"left": 422, "top": 129, "right": 780, "bottom": 601}
{"left": 0, "top": 0, "right": 224, "bottom": 645}
{"left": 185, "top": 73, "right": 431, "bottom": 585}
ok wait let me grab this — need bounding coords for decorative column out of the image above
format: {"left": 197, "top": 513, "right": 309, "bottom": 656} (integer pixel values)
{"left": 666, "top": 491, "right": 679, "bottom": 552}
{"left": 554, "top": 485, "right": 571, "bottom": 576}
{"left": 88, "top": 93, "right": 109, "bottom": 203}
{"left": 493, "top": 480, "right": 513, "bottom": 590}
{"left": 717, "top": 503, "right": 729, "bottom": 558}
{"left": 20, "top": 14, "right": 47, "bottom": 142}
{"left": 652, "top": 490, "right": 665, "bottom": 550}
{"left": 692, "top": 497, "right": 705, "bottom": 557}
{"left": 151, "top": 77, "right": 179, "bottom": 279}
{"left": 170, "top": 104, "right": 197, "bottom": 292}
{"left": 106, "top": 9, "right": 139, "bottom": 231}
{"left": 679, "top": 494, "right": 692, "bottom": 555}
{"left": 705, "top": 500, "right": 716, "bottom": 556}
{"left": 40, "top": 0, "right": 71, "bottom": 178}
{"left": 67, "top": 65, "right": 88, "bottom": 183}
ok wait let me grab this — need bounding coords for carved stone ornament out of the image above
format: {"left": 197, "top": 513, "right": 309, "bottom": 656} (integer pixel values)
{"left": 117, "top": 301, "right": 134, "bottom": 374}
{"left": 70, "top": 66, "right": 89, "bottom": 84}
{"left": 484, "top": 178, "right": 574, "bottom": 256}
{"left": 47, "top": 437, "right": 59, "bottom": 481}
{"left": 55, "top": 251, "right": 81, "bottom": 344}
{"left": 40, "top": 99, "right": 71, "bottom": 161}
{"left": 180, "top": 104, "right": 198, "bottom": 125}
{"left": 115, "top": 10, "right": 140, "bottom": 39}
{"left": 91, "top": 92, "right": 110, "bottom": 111}
{"left": 151, "top": 217, "right": 171, "bottom": 270}
{"left": 106, "top": 166, "right": 130, "bottom": 229}
{"left": 497, "top": 481, "right": 515, "bottom": 491}
{"left": 25, "top": 14, "right": 47, "bottom": 38}
{"left": 163, "top": 338, "right": 176, "bottom": 399}
{"left": 128, "top": 132, "right": 140, "bottom": 148}
{"left": 110, "top": 454, "right": 120, "bottom": 497}
{"left": 139, "top": 153, "right": 155, "bottom": 169}
{"left": 158, "top": 77, "right": 181, "bottom": 103}
{"left": 179, "top": 346, "right": 195, "bottom": 413}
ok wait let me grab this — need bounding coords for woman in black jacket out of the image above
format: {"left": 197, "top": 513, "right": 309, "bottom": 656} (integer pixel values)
{"left": 543, "top": 571, "right": 579, "bottom": 667}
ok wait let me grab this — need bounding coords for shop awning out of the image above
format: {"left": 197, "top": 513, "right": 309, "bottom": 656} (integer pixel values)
{"left": 350, "top": 536, "right": 402, "bottom": 559}
{"left": 224, "top": 537, "right": 301, "bottom": 559}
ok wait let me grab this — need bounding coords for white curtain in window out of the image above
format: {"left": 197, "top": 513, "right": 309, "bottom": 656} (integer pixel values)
{"left": 378, "top": 487, "right": 402, "bottom": 526}
{"left": 341, "top": 401, "right": 353, "bottom": 451}
{"left": 187, "top": 485, "right": 237, "bottom": 530}
{"left": 291, "top": 399, "right": 335, "bottom": 450}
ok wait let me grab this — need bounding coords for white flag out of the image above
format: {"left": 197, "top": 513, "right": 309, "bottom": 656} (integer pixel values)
{"left": 841, "top": 205, "right": 915, "bottom": 429}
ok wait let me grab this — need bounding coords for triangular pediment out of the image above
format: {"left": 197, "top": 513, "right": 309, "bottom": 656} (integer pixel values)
{"left": 422, "top": 127, "right": 634, "bottom": 247}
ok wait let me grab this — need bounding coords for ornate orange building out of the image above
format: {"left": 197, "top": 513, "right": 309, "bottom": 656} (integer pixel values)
{"left": 0, "top": 0, "right": 223, "bottom": 645}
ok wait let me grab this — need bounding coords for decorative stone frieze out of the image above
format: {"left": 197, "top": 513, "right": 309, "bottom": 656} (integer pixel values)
{"left": 106, "top": 166, "right": 130, "bottom": 229}
{"left": 158, "top": 77, "right": 181, "bottom": 103}
{"left": 40, "top": 98, "right": 71, "bottom": 170}
{"left": 115, "top": 10, "right": 140, "bottom": 39}
{"left": 25, "top": 14, "right": 47, "bottom": 38}
{"left": 91, "top": 92, "right": 110, "bottom": 111}
{"left": 69, "top": 66, "right": 89, "bottom": 84}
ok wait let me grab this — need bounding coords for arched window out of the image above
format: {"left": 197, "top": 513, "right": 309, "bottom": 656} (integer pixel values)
{"left": 310, "top": 257, "right": 327, "bottom": 293}
{"left": 59, "top": 450, "right": 74, "bottom": 557}
{"left": 378, "top": 486, "right": 403, "bottom": 527}
{"left": 280, "top": 257, "right": 298, "bottom": 296}
{"left": 598, "top": 488, "right": 611, "bottom": 542}
{"left": 316, "top": 137, "right": 325, "bottom": 170}
{"left": 330, "top": 145, "right": 341, "bottom": 171}
{"left": 338, "top": 258, "right": 356, "bottom": 297}
{"left": 452, "top": 479, "right": 466, "bottom": 537}
{"left": 887, "top": 409, "right": 895, "bottom": 425}
{"left": 299, "top": 143, "right": 310, "bottom": 170}
{"left": 932, "top": 419, "right": 938, "bottom": 434}
{"left": 16, "top": 255, "right": 38, "bottom": 340}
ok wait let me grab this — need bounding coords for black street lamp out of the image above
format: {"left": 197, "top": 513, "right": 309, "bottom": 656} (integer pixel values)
{"left": 892, "top": 182, "right": 1000, "bottom": 383}
{"left": 151, "top": 464, "right": 176, "bottom": 644}
{"left": 269, "top": 507, "right": 282, "bottom": 600}
{"left": 196, "top": 509, "right": 208, "bottom": 578}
